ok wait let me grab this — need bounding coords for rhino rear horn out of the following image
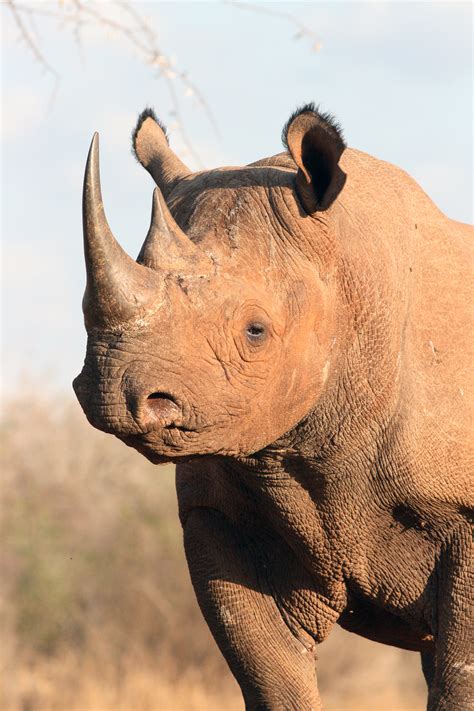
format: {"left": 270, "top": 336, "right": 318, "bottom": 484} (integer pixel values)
{"left": 132, "top": 108, "right": 190, "bottom": 198}
{"left": 283, "top": 103, "right": 347, "bottom": 213}
{"left": 82, "top": 133, "right": 158, "bottom": 329}
{"left": 138, "top": 188, "right": 211, "bottom": 273}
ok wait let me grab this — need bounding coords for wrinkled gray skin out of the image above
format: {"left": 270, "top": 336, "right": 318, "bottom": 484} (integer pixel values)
{"left": 74, "top": 107, "right": 473, "bottom": 711}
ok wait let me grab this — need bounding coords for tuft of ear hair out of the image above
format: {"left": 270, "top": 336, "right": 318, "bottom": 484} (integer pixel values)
{"left": 281, "top": 103, "right": 345, "bottom": 153}
{"left": 131, "top": 107, "right": 168, "bottom": 160}
{"left": 282, "top": 103, "right": 346, "bottom": 214}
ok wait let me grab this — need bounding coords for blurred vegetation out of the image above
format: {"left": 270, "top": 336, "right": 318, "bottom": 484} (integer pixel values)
{"left": 1, "top": 391, "right": 426, "bottom": 710}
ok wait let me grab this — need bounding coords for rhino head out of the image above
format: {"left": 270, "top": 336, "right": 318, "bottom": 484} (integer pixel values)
{"left": 73, "top": 105, "right": 346, "bottom": 463}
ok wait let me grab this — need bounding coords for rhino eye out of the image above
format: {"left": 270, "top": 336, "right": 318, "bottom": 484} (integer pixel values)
{"left": 245, "top": 322, "right": 267, "bottom": 343}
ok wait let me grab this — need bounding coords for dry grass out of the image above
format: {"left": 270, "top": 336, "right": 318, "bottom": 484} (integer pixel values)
{"left": 1, "top": 391, "right": 426, "bottom": 710}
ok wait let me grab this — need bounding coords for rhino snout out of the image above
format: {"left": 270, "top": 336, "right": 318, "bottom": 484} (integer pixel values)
{"left": 73, "top": 364, "right": 185, "bottom": 436}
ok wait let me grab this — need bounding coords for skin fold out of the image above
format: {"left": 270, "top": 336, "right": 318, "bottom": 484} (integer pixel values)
{"left": 74, "top": 104, "right": 473, "bottom": 711}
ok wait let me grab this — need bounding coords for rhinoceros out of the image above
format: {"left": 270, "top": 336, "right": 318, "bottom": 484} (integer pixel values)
{"left": 73, "top": 104, "right": 473, "bottom": 711}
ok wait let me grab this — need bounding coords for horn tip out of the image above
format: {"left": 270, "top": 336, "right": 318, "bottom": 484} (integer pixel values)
{"left": 152, "top": 186, "right": 164, "bottom": 207}
{"left": 151, "top": 186, "right": 165, "bottom": 222}
{"left": 86, "top": 132, "right": 100, "bottom": 165}
{"left": 89, "top": 132, "right": 99, "bottom": 153}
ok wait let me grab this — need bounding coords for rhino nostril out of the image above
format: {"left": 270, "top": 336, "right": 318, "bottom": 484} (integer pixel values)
{"left": 145, "top": 392, "right": 181, "bottom": 423}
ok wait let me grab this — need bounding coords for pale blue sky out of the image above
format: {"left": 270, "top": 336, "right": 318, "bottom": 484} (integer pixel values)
{"left": 2, "top": 1, "right": 472, "bottom": 391}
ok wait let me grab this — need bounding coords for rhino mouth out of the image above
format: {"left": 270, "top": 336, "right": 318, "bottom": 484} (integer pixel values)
{"left": 120, "top": 425, "right": 200, "bottom": 464}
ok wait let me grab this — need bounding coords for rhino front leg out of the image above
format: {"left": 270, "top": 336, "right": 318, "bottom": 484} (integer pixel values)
{"left": 428, "top": 525, "right": 473, "bottom": 711}
{"left": 183, "top": 507, "right": 321, "bottom": 711}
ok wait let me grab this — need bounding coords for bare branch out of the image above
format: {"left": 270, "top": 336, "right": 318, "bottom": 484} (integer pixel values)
{"left": 5, "top": 0, "right": 217, "bottom": 167}
{"left": 5, "top": 0, "right": 322, "bottom": 165}
{"left": 5, "top": 0, "right": 61, "bottom": 83}
{"left": 225, "top": 1, "right": 322, "bottom": 52}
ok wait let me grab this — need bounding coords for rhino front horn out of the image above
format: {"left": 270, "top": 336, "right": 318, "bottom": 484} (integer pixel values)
{"left": 82, "top": 133, "right": 157, "bottom": 329}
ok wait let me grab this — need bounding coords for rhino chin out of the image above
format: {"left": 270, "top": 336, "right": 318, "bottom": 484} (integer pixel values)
{"left": 120, "top": 428, "right": 201, "bottom": 464}
{"left": 128, "top": 445, "right": 177, "bottom": 466}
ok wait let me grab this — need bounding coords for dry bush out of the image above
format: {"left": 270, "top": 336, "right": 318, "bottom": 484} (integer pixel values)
{"left": 1, "top": 390, "right": 426, "bottom": 710}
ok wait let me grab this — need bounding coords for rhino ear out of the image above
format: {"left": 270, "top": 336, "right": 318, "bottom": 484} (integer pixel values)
{"left": 132, "top": 107, "right": 190, "bottom": 197}
{"left": 283, "top": 104, "right": 346, "bottom": 214}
